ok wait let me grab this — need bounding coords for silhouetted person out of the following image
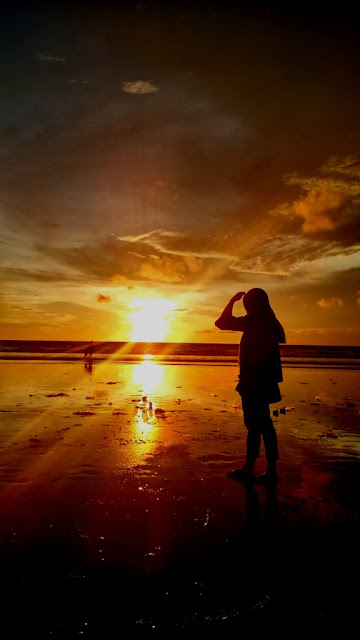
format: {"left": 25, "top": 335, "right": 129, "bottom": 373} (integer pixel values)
{"left": 215, "top": 288, "right": 285, "bottom": 484}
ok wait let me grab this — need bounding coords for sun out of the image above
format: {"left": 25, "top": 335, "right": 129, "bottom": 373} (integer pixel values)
{"left": 127, "top": 297, "right": 177, "bottom": 342}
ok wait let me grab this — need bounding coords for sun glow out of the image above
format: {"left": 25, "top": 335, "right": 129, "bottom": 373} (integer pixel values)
{"left": 127, "top": 297, "right": 177, "bottom": 342}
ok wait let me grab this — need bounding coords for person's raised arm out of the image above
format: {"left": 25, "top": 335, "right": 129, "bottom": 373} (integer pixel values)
{"left": 215, "top": 292, "right": 245, "bottom": 331}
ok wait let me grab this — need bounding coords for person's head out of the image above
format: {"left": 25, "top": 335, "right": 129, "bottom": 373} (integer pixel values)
{"left": 243, "top": 288, "right": 286, "bottom": 343}
{"left": 243, "top": 288, "right": 271, "bottom": 315}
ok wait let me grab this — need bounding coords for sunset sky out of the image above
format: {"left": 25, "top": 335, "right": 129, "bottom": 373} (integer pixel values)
{"left": 1, "top": 1, "right": 360, "bottom": 345}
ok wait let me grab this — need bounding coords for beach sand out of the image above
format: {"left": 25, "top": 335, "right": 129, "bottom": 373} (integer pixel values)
{"left": 0, "top": 359, "right": 359, "bottom": 635}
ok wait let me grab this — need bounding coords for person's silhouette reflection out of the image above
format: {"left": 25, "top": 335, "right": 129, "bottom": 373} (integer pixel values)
{"left": 242, "top": 482, "right": 280, "bottom": 601}
{"left": 84, "top": 361, "right": 93, "bottom": 373}
{"left": 245, "top": 482, "right": 261, "bottom": 527}
{"left": 244, "top": 482, "right": 279, "bottom": 531}
{"left": 263, "top": 483, "right": 279, "bottom": 527}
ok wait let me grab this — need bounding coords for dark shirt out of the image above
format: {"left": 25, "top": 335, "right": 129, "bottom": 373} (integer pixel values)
{"left": 216, "top": 312, "right": 283, "bottom": 402}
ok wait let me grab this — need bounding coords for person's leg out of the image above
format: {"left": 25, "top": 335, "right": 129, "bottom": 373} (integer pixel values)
{"left": 261, "top": 407, "right": 279, "bottom": 463}
{"left": 256, "top": 402, "right": 279, "bottom": 484}
{"left": 227, "top": 396, "right": 260, "bottom": 480}
{"left": 243, "top": 395, "right": 263, "bottom": 463}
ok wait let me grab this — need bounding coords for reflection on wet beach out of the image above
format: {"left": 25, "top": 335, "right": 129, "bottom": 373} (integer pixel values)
{"left": 0, "top": 360, "right": 359, "bottom": 631}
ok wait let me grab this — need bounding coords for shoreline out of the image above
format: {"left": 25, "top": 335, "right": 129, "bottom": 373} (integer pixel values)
{"left": 1, "top": 354, "right": 360, "bottom": 368}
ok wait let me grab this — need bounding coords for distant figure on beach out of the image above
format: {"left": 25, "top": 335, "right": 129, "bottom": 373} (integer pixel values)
{"left": 84, "top": 341, "right": 95, "bottom": 360}
{"left": 215, "top": 289, "right": 285, "bottom": 484}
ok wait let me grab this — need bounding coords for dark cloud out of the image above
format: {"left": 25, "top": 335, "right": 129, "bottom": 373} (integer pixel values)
{"left": 36, "top": 236, "right": 207, "bottom": 285}
{"left": 34, "top": 203, "right": 358, "bottom": 292}
{"left": 2, "top": 88, "right": 254, "bottom": 241}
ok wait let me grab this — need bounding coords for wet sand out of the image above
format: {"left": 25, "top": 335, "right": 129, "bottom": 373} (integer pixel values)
{"left": 0, "top": 359, "right": 359, "bottom": 635}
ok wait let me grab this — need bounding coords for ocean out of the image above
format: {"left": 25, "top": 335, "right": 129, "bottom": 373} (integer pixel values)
{"left": 0, "top": 340, "right": 359, "bottom": 366}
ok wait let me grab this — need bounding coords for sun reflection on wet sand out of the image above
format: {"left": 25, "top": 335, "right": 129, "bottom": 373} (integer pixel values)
{"left": 130, "top": 356, "right": 165, "bottom": 395}
{"left": 127, "top": 357, "right": 165, "bottom": 457}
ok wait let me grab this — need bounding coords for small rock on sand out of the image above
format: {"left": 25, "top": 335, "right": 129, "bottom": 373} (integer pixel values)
{"left": 46, "top": 393, "right": 69, "bottom": 398}
{"left": 73, "top": 411, "right": 96, "bottom": 416}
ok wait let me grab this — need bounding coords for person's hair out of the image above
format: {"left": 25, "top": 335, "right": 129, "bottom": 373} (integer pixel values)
{"left": 243, "top": 288, "right": 286, "bottom": 343}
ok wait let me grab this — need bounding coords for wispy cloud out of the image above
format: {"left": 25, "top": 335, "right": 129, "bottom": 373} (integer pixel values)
{"left": 126, "top": 226, "right": 348, "bottom": 281}
{"left": 36, "top": 53, "right": 66, "bottom": 63}
{"left": 123, "top": 80, "right": 159, "bottom": 94}
{"left": 118, "top": 229, "right": 240, "bottom": 261}
{"left": 33, "top": 224, "right": 346, "bottom": 293}
{"left": 56, "top": 313, "right": 78, "bottom": 323}
{"left": 65, "top": 79, "right": 88, "bottom": 85}
{"left": 138, "top": 253, "right": 203, "bottom": 284}
{"left": 321, "top": 155, "right": 360, "bottom": 181}
{"left": 3, "top": 267, "right": 85, "bottom": 283}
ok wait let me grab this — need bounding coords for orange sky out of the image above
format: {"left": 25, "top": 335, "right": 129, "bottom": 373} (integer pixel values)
{"left": 1, "top": 2, "right": 360, "bottom": 345}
